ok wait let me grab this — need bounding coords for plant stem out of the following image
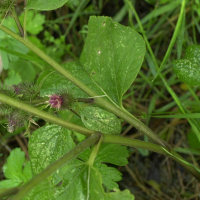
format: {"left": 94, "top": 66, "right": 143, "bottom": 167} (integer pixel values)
{"left": 11, "top": 7, "right": 24, "bottom": 37}
{"left": 0, "top": 24, "right": 170, "bottom": 149}
{"left": 87, "top": 134, "right": 104, "bottom": 166}
{"left": 78, "top": 98, "right": 95, "bottom": 104}
{"left": 10, "top": 133, "right": 101, "bottom": 200}
{"left": 23, "top": 9, "right": 29, "bottom": 38}
{"left": 23, "top": 96, "right": 49, "bottom": 104}
{"left": 0, "top": 93, "right": 95, "bottom": 137}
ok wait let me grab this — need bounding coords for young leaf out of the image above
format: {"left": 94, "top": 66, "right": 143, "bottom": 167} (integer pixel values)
{"left": 80, "top": 106, "right": 122, "bottom": 135}
{"left": 0, "top": 148, "right": 32, "bottom": 189}
{"left": 93, "top": 143, "right": 129, "bottom": 166}
{"left": 26, "top": 0, "right": 69, "bottom": 11}
{"left": 88, "top": 166, "right": 134, "bottom": 200}
{"left": 94, "top": 163, "right": 122, "bottom": 190}
{"left": 80, "top": 16, "right": 146, "bottom": 106}
{"left": 19, "top": 10, "right": 45, "bottom": 35}
{"left": 173, "top": 45, "right": 200, "bottom": 85}
{"left": 78, "top": 143, "right": 129, "bottom": 190}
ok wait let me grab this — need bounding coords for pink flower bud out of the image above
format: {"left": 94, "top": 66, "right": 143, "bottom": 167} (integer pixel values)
{"left": 49, "top": 94, "right": 63, "bottom": 110}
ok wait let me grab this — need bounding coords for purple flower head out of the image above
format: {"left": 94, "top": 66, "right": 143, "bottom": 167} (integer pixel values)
{"left": 7, "top": 111, "right": 26, "bottom": 133}
{"left": 49, "top": 94, "right": 64, "bottom": 110}
{"left": 13, "top": 85, "right": 20, "bottom": 95}
{"left": 7, "top": 118, "right": 18, "bottom": 133}
{"left": 48, "top": 90, "right": 75, "bottom": 110}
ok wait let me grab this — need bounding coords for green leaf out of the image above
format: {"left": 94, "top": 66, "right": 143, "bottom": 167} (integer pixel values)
{"left": 0, "top": 148, "right": 32, "bottom": 189}
{"left": 4, "top": 69, "right": 22, "bottom": 85}
{"left": 80, "top": 16, "right": 145, "bottom": 106}
{"left": 80, "top": 106, "right": 122, "bottom": 135}
{"left": 39, "top": 61, "right": 102, "bottom": 98}
{"left": 0, "top": 16, "right": 29, "bottom": 69}
{"left": 26, "top": 0, "right": 69, "bottom": 11}
{"left": 27, "top": 125, "right": 77, "bottom": 199}
{"left": 78, "top": 143, "right": 129, "bottom": 190}
{"left": 27, "top": 141, "right": 130, "bottom": 199}
{"left": 173, "top": 45, "right": 200, "bottom": 85}
{"left": 19, "top": 10, "right": 45, "bottom": 35}
{"left": 23, "top": 180, "right": 54, "bottom": 200}
{"left": 57, "top": 164, "right": 134, "bottom": 200}
{"left": 94, "top": 144, "right": 129, "bottom": 166}
{"left": 9, "top": 59, "right": 36, "bottom": 82}
{"left": 95, "top": 163, "right": 122, "bottom": 190}
{"left": 3, "top": 148, "right": 25, "bottom": 180}
{"left": 29, "top": 125, "right": 75, "bottom": 177}
{"left": 187, "top": 130, "right": 200, "bottom": 149}
{"left": 0, "top": 50, "right": 9, "bottom": 69}
{"left": 0, "top": 179, "right": 22, "bottom": 189}
{"left": 40, "top": 16, "right": 145, "bottom": 107}
{"left": 0, "top": 45, "right": 46, "bottom": 64}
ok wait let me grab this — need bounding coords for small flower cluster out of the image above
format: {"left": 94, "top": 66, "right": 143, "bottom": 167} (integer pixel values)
{"left": 48, "top": 90, "right": 75, "bottom": 110}
{"left": 13, "top": 82, "right": 40, "bottom": 100}
{"left": 0, "top": 82, "right": 38, "bottom": 133}
{"left": 6, "top": 110, "right": 30, "bottom": 133}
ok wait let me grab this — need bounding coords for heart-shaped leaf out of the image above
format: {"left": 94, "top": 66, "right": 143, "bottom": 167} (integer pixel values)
{"left": 80, "top": 16, "right": 145, "bottom": 106}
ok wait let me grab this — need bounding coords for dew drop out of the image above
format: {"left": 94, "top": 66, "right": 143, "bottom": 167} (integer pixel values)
{"left": 103, "top": 21, "right": 105, "bottom": 26}
{"left": 98, "top": 50, "right": 101, "bottom": 54}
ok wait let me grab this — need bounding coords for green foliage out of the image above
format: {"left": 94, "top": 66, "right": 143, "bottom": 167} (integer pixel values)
{"left": 0, "top": 148, "right": 32, "bottom": 189}
{"left": 19, "top": 10, "right": 45, "bottom": 35}
{"left": 1, "top": 0, "right": 200, "bottom": 199}
{"left": 80, "top": 106, "right": 122, "bottom": 135}
{"left": 26, "top": 124, "right": 130, "bottom": 199}
{"left": 26, "top": 0, "right": 69, "bottom": 11}
{"left": 173, "top": 45, "right": 200, "bottom": 85}
{"left": 39, "top": 62, "right": 101, "bottom": 98}
{"left": 29, "top": 125, "right": 75, "bottom": 175}
{"left": 80, "top": 16, "right": 145, "bottom": 106}
{"left": 0, "top": 17, "right": 29, "bottom": 70}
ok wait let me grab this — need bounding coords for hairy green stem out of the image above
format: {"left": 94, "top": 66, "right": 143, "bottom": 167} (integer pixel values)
{"left": 9, "top": 133, "right": 101, "bottom": 200}
{"left": 0, "top": 24, "right": 169, "bottom": 149}
{"left": 23, "top": 96, "right": 49, "bottom": 104}
{"left": 0, "top": 93, "right": 95, "bottom": 137}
